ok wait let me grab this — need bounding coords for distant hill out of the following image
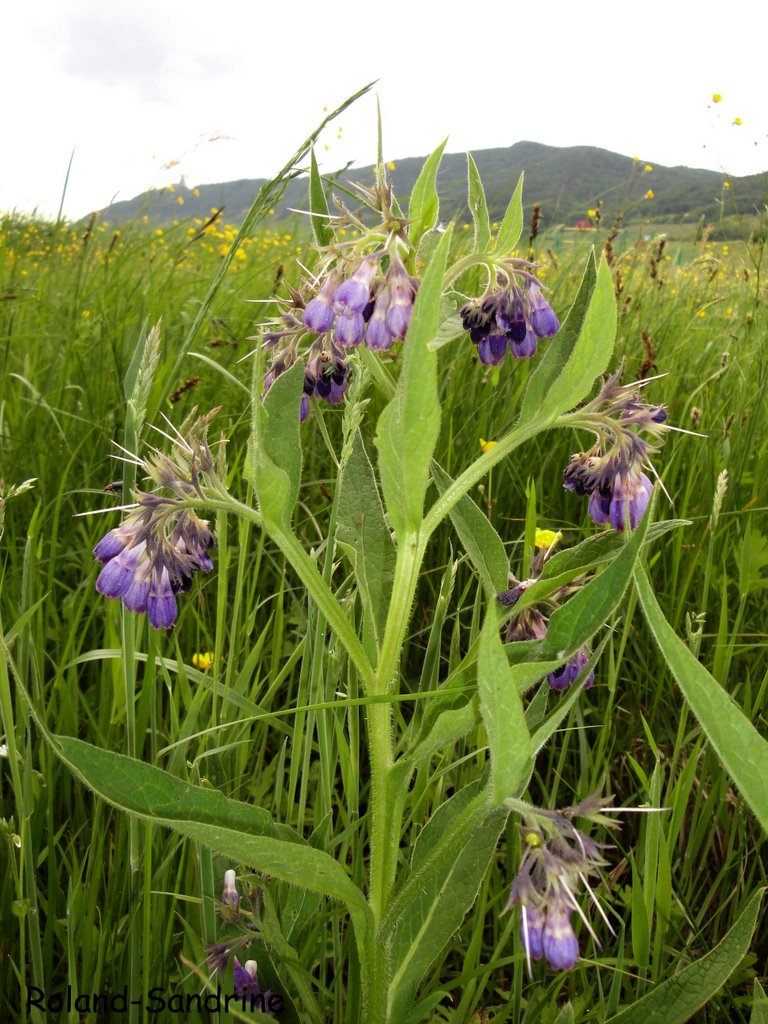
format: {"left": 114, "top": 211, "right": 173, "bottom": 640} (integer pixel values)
{"left": 95, "top": 141, "right": 767, "bottom": 233}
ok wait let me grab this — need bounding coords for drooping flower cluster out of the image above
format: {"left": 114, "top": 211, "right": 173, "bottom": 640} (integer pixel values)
{"left": 303, "top": 253, "right": 419, "bottom": 351}
{"left": 91, "top": 411, "right": 220, "bottom": 630}
{"left": 562, "top": 366, "right": 670, "bottom": 531}
{"left": 203, "top": 870, "right": 283, "bottom": 1017}
{"left": 460, "top": 274, "right": 559, "bottom": 366}
{"left": 506, "top": 795, "right": 619, "bottom": 973}
{"left": 258, "top": 167, "right": 421, "bottom": 421}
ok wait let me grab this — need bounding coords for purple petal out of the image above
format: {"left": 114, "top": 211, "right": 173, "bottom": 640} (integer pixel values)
{"left": 302, "top": 296, "right": 335, "bottom": 334}
{"left": 147, "top": 568, "right": 177, "bottom": 629}
{"left": 543, "top": 906, "right": 579, "bottom": 970}
{"left": 334, "top": 313, "right": 364, "bottom": 347}
{"left": 509, "top": 329, "right": 537, "bottom": 359}
{"left": 93, "top": 527, "right": 129, "bottom": 564}
{"left": 95, "top": 543, "right": 144, "bottom": 599}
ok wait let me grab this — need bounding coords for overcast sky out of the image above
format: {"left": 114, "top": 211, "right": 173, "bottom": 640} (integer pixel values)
{"left": 4, "top": 0, "right": 766, "bottom": 219}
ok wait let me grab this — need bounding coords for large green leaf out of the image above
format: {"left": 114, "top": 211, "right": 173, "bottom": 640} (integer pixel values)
{"left": 309, "top": 148, "right": 334, "bottom": 248}
{"left": 336, "top": 430, "right": 396, "bottom": 651}
{"left": 634, "top": 565, "right": 768, "bottom": 833}
{"left": 48, "top": 734, "right": 374, "bottom": 983}
{"left": 520, "top": 253, "right": 617, "bottom": 426}
{"left": 478, "top": 610, "right": 531, "bottom": 804}
{"left": 539, "top": 498, "right": 652, "bottom": 661}
{"left": 408, "top": 139, "right": 448, "bottom": 251}
{"left": 493, "top": 172, "right": 524, "bottom": 256}
{"left": 431, "top": 460, "right": 509, "bottom": 595}
{"left": 387, "top": 784, "right": 505, "bottom": 1021}
{"left": 607, "top": 888, "right": 764, "bottom": 1024}
{"left": 375, "top": 226, "right": 452, "bottom": 539}
{"left": 246, "top": 358, "right": 304, "bottom": 528}
{"left": 466, "top": 153, "right": 491, "bottom": 253}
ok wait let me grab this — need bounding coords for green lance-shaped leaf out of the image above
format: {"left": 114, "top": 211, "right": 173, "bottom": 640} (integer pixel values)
{"left": 466, "top": 153, "right": 491, "bottom": 253}
{"left": 502, "top": 500, "right": 653, "bottom": 695}
{"left": 539, "top": 495, "right": 652, "bottom": 660}
{"left": 507, "top": 521, "right": 687, "bottom": 622}
{"left": 606, "top": 887, "right": 765, "bottom": 1024}
{"left": 431, "top": 460, "right": 509, "bottom": 595}
{"left": 387, "top": 782, "right": 506, "bottom": 1020}
{"left": 750, "top": 980, "right": 768, "bottom": 1024}
{"left": 309, "top": 148, "right": 335, "bottom": 248}
{"left": 493, "top": 171, "right": 524, "bottom": 256}
{"left": 520, "top": 252, "right": 616, "bottom": 426}
{"left": 520, "top": 253, "right": 597, "bottom": 424}
{"left": 634, "top": 564, "right": 768, "bottom": 833}
{"left": 246, "top": 358, "right": 304, "bottom": 528}
{"left": 478, "top": 609, "right": 531, "bottom": 804}
{"left": 336, "top": 430, "right": 396, "bottom": 651}
{"left": 375, "top": 226, "right": 452, "bottom": 539}
{"left": 50, "top": 736, "right": 373, "bottom": 946}
{"left": 408, "top": 138, "right": 448, "bottom": 251}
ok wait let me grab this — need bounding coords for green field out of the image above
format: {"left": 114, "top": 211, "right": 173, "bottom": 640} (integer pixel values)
{"left": 1, "top": 136, "right": 767, "bottom": 1024}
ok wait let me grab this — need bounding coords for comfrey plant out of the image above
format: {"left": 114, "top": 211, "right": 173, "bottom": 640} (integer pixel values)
{"left": 55, "top": 122, "right": 766, "bottom": 1023}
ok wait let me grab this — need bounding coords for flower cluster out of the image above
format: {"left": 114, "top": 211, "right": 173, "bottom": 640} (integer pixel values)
{"left": 262, "top": 343, "right": 351, "bottom": 423}
{"left": 203, "top": 870, "right": 283, "bottom": 1016}
{"left": 460, "top": 275, "right": 559, "bottom": 366}
{"left": 303, "top": 253, "right": 419, "bottom": 351}
{"left": 94, "top": 505, "right": 214, "bottom": 629}
{"left": 506, "top": 795, "right": 619, "bottom": 973}
{"left": 91, "top": 412, "right": 219, "bottom": 630}
{"left": 257, "top": 167, "right": 422, "bottom": 421}
{"left": 562, "top": 367, "right": 670, "bottom": 531}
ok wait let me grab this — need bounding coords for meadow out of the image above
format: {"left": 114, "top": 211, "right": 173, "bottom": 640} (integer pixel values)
{"left": 1, "top": 121, "right": 767, "bottom": 1024}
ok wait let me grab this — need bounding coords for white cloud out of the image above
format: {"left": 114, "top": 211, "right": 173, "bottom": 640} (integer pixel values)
{"left": 2, "top": 0, "right": 767, "bottom": 218}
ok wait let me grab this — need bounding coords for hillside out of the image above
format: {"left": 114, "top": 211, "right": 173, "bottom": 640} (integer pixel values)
{"left": 95, "top": 141, "right": 767, "bottom": 233}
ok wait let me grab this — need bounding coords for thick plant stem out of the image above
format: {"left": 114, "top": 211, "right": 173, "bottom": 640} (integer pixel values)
{"left": 368, "top": 530, "right": 424, "bottom": 924}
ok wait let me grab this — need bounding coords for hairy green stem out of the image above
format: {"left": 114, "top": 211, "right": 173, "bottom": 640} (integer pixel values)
{"left": 422, "top": 419, "right": 549, "bottom": 541}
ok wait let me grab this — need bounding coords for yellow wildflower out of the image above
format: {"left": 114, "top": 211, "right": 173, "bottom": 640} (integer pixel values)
{"left": 479, "top": 438, "right": 497, "bottom": 453}
{"left": 644, "top": 164, "right": 653, "bottom": 173}
{"left": 386, "top": 161, "right": 396, "bottom": 171}
{"left": 723, "top": 181, "right": 731, "bottom": 189}
{"left": 645, "top": 190, "right": 655, "bottom": 200}
{"left": 712, "top": 93, "right": 722, "bottom": 103}
{"left": 733, "top": 117, "right": 743, "bottom": 126}
{"left": 192, "top": 651, "right": 214, "bottom": 671}
{"left": 587, "top": 209, "right": 597, "bottom": 217}
{"left": 535, "top": 528, "right": 562, "bottom": 549}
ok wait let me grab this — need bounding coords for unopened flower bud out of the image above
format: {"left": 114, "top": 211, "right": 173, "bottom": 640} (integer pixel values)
{"left": 221, "top": 869, "right": 239, "bottom": 907}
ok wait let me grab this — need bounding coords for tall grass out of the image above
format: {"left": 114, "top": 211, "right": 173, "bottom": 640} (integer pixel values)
{"left": 1, "top": 204, "right": 766, "bottom": 1022}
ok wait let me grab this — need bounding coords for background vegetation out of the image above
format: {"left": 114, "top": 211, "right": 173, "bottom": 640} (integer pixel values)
{"left": 95, "top": 142, "right": 768, "bottom": 241}
{"left": 1, "top": 193, "right": 766, "bottom": 1021}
